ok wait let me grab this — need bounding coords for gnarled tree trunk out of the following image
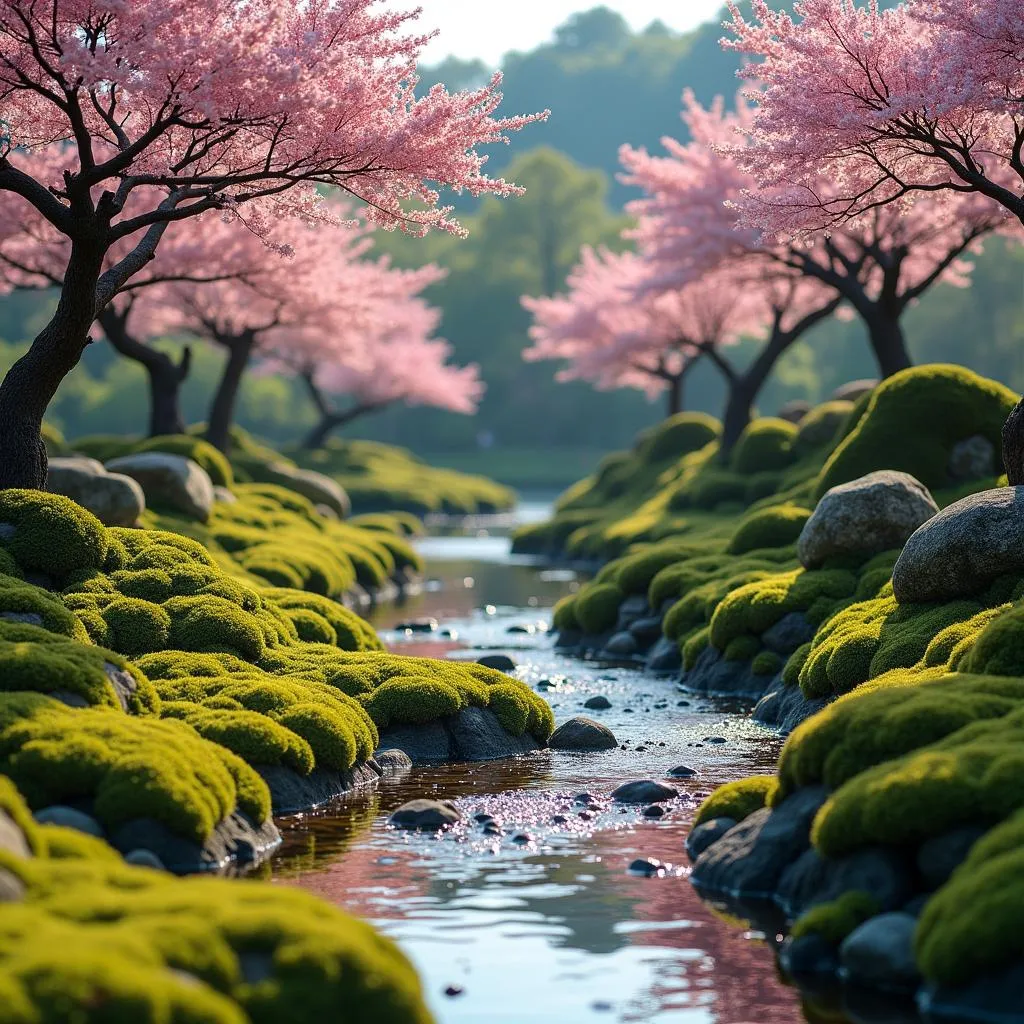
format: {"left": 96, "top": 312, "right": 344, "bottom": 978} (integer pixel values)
{"left": 298, "top": 372, "right": 389, "bottom": 450}
{"left": 865, "top": 315, "right": 913, "bottom": 379}
{"left": 205, "top": 333, "right": 255, "bottom": 454}
{"left": 1002, "top": 397, "right": 1024, "bottom": 485}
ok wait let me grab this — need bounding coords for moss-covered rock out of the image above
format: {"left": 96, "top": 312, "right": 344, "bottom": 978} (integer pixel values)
{"left": 639, "top": 412, "right": 721, "bottom": 462}
{"left": 727, "top": 504, "right": 810, "bottom": 556}
{"left": 574, "top": 583, "right": 625, "bottom": 634}
{"left": 731, "top": 418, "right": 799, "bottom": 474}
{"left": 790, "top": 891, "right": 880, "bottom": 945}
{"left": 0, "top": 490, "right": 107, "bottom": 580}
{"left": 134, "top": 434, "right": 234, "bottom": 488}
{"left": 694, "top": 776, "right": 778, "bottom": 826}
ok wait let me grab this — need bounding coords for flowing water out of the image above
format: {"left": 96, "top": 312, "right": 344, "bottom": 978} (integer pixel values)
{"left": 270, "top": 501, "right": 807, "bottom": 1023}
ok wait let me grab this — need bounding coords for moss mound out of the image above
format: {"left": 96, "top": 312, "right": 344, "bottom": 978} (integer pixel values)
{"left": 790, "top": 891, "right": 880, "bottom": 945}
{"left": 793, "top": 400, "right": 854, "bottom": 455}
{"left": 816, "top": 364, "right": 1016, "bottom": 497}
{"left": 730, "top": 418, "right": 799, "bottom": 474}
{"left": 134, "top": 434, "right": 235, "bottom": 487}
{"left": 694, "top": 776, "right": 778, "bottom": 826}
{"left": 727, "top": 504, "right": 811, "bottom": 556}
{"left": 638, "top": 412, "right": 721, "bottom": 462}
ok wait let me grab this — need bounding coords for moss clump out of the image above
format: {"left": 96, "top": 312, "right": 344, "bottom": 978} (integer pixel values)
{"left": 612, "top": 542, "right": 701, "bottom": 596}
{"left": 262, "top": 589, "right": 382, "bottom": 653}
{"left": 816, "top": 364, "right": 1017, "bottom": 497}
{"left": 0, "top": 773, "right": 41, "bottom": 855}
{"left": 101, "top": 597, "right": 172, "bottom": 657}
{"left": 727, "top": 504, "right": 811, "bottom": 556}
{"left": 134, "top": 434, "right": 234, "bottom": 488}
{"left": 0, "top": 490, "right": 107, "bottom": 580}
{"left": 793, "top": 400, "right": 854, "bottom": 455}
{"left": 574, "top": 583, "right": 624, "bottom": 634}
{"left": 790, "top": 891, "right": 880, "bottom": 945}
{"left": 0, "top": 693, "right": 269, "bottom": 841}
{"left": 752, "top": 650, "right": 783, "bottom": 676}
{"left": 639, "top": 412, "right": 721, "bottom": 462}
{"left": 694, "top": 776, "right": 778, "bottom": 826}
{"left": 0, "top": 573, "right": 89, "bottom": 641}
{"left": 915, "top": 808, "right": 1024, "bottom": 987}
{"left": 552, "top": 594, "right": 580, "bottom": 632}
{"left": 682, "top": 626, "right": 711, "bottom": 670}
{"left": 0, "top": 853, "right": 433, "bottom": 1024}
{"left": 730, "top": 418, "right": 799, "bottom": 474}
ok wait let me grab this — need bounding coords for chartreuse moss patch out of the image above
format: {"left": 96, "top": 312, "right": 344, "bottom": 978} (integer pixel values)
{"left": 790, "top": 891, "right": 880, "bottom": 946}
{"left": 694, "top": 776, "right": 778, "bottom": 826}
{"left": 0, "top": 777, "right": 433, "bottom": 1024}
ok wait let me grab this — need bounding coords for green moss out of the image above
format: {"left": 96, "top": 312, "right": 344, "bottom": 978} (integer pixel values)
{"left": 793, "top": 400, "right": 855, "bottom": 455}
{"left": 0, "top": 773, "right": 41, "bottom": 855}
{"left": 0, "top": 491, "right": 107, "bottom": 580}
{"left": 552, "top": 594, "right": 580, "bottom": 632}
{"left": 639, "top": 412, "right": 721, "bottom": 462}
{"left": 727, "top": 504, "right": 811, "bottom": 556}
{"left": 782, "top": 643, "right": 812, "bottom": 687}
{"left": 730, "top": 418, "right": 799, "bottom": 474}
{"left": 165, "top": 595, "right": 268, "bottom": 661}
{"left": 790, "top": 891, "right": 880, "bottom": 945}
{"left": 101, "top": 597, "right": 172, "bottom": 658}
{"left": 574, "top": 583, "right": 624, "bottom": 634}
{"left": 0, "top": 575, "right": 89, "bottom": 641}
{"left": 134, "top": 434, "right": 234, "bottom": 488}
{"left": 724, "top": 634, "right": 761, "bottom": 663}
{"left": 263, "top": 590, "right": 382, "bottom": 653}
{"left": 612, "top": 542, "right": 700, "bottom": 596}
{"left": 361, "top": 676, "right": 463, "bottom": 729}
{"left": 816, "top": 365, "right": 1017, "bottom": 497}
{"left": 0, "top": 694, "right": 269, "bottom": 841}
{"left": 752, "top": 650, "right": 783, "bottom": 676}
{"left": 694, "top": 776, "right": 778, "bottom": 826}
{"left": 682, "top": 626, "right": 711, "bottom": 670}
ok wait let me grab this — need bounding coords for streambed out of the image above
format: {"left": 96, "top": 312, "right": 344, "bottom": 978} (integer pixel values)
{"left": 269, "top": 503, "right": 808, "bottom": 1023}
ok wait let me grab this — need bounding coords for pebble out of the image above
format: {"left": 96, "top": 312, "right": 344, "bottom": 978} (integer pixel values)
{"left": 551, "top": 814, "right": 568, "bottom": 824}
{"left": 395, "top": 618, "right": 438, "bottom": 633}
{"left": 482, "top": 823, "right": 502, "bottom": 837}
{"left": 511, "top": 832, "right": 534, "bottom": 845}
{"left": 611, "top": 780, "right": 678, "bottom": 804}
{"left": 473, "top": 813, "right": 494, "bottom": 824}
{"left": 623, "top": 708, "right": 635, "bottom": 714}
{"left": 536, "top": 679, "right": 556, "bottom": 691}
{"left": 704, "top": 736, "right": 727, "bottom": 744}
{"left": 629, "top": 858, "right": 666, "bottom": 878}
{"left": 677, "top": 700, "right": 691, "bottom": 707}
{"left": 643, "top": 805, "right": 665, "bottom": 819}
{"left": 667, "top": 765, "right": 698, "bottom": 778}
{"left": 584, "top": 695, "right": 612, "bottom": 710}
{"left": 578, "top": 811, "right": 593, "bottom": 821}
{"left": 574, "top": 792, "right": 597, "bottom": 805}
{"left": 444, "top": 985, "right": 465, "bottom": 998}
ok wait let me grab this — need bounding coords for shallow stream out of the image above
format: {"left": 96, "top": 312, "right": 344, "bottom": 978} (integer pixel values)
{"left": 270, "top": 501, "right": 808, "bottom": 1023}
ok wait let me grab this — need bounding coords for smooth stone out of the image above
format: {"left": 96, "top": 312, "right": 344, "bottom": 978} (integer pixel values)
{"left": 389, "top": 799, "right": 462, "bottom": 831}
{"left": 615, "top": 594, "right": 650, "bottom": 632}
{"left": 840, "top": 912, "right": 921, "bottom": 990}
{"left": 642, "top": 805, "right": 665, "bottom": 818}
{"left": 681, "top": 645, "right": 774, "bottom": 701}
{"left": 124, "top": 848, "right": 166, "bottom": 870}
{"left": 753, "top": 683, "right": 828, "bottom": 735}
{"left": 212, "top": 485, "right": 237, "bottom": 504}
{"left": 373, "top": 749, "right": 413, "bottom": 777}
{"left": 376, "top": 707, "right": 539, "bottom": 764}
{"left": 395, "top": 618, "right": 438, "bottom": 633}
{"left": 0, "top": 808, "right": 32, "bottom": 859}
{"left": 778, "top": 399, "right": 812, "bottom": 424}
{"left": 704, "top": 736, "right": 727, "bottom": 744}
{"left": 0, "top": 866, "right": 26, "bottom": 902}
{"left": 583, "top": 695, "right": 612, "bottom": 710}
{"left": 444, "top": 985, "right": 465, "bottom": 998}
{"left": 831, "top": 378, "right": 878, "bottom": 403}
{"left": 106, "top": 452, "right": 214, "bottom": 522}
{"left": 692, "top": 787, "right": 828, "bottom": 899}
{"left": 473, "top": 813, "right": 494, "bottom": 824}
{"left": 603, "top": 631, "right": 639, "bottom": 657}
{"left": 629, "top": 858, "right": 666, "bottom": 877}
{"left": 916, "top": 825, "right": 986, "bottom": 890}
{"left": 893, "top": 486, "right": 1024, "bottom": 603}
{"left": 46, "top": 457, "right": 146, "bottom": 526}
{"left": 313, "top": 502, "right": 339, "bottom": 520}
{"left": 536, "top": 679, "right": 556, "bottom": 691}
{"left": 255, "top": 461, "right": 350, "bottom": 517}
{"left": 549, "top": 717, "right": 617, "bottom": 751}
{"left": 685, "top": 817, "right": 738, "bottom": 861}
{"left": 948, "top": 434, "right": 995, "bottom": 482}
{"left": 645, "top": 635, "right": 682, "bottom": 673}
{"left": 33, "top": 805, "right": 104, "bottom": 838}
{"left": 667, "top": 764, "right": 698, "bottom": 778}
{"left": 477, "top": 654, "right": 516, "bottom": 673}
{"left": 511, "top": 832, "right": 533, "bottom": 845}
{"left": 780, "top": 933, "right": 841, "bottom": 978}
{"left": 611, "top": 780, "right": 678, "bottom": 804}
{"left": 919, "top": 964, "right": 1024, "bottom": 1023}
{"left": 798, "top": 470, "right": 938, "bottom": 570}
{"left": 761, "top": 612, "right": 816, "bottom": 656}
{"left": 629, "top": 616, "right": 664, "bottom": 643}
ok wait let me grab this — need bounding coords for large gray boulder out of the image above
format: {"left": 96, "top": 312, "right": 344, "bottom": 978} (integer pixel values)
{"left": 259, "top": 462, "right": 350, "bottom": 518}
{"left": 840, "top": 912, "right": 921, "bottom": 990}
{"left": 893, "top": 487, "right": 1024, "bottom": 603}
{"left": 798, "top": 471, "right": 938, "bottom": 569}
{"left": 375, "top": 706, "right": 540, "bottom": 764}
{"left": 388, "top": 799, "right": 461, "bottom": 831}
{"left": 106, "top": 453, "right": 214, "bottom": 522}
{"left": 46, "top": 456, "right": 145, "bottom": 526}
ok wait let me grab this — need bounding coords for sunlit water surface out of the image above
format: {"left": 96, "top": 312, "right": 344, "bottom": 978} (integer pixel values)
{"left": 270, "top": 501, "right": 806, "bottom": 1024}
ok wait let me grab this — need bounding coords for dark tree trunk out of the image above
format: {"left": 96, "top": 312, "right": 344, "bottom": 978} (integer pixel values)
{"left": 666, "top": 374, "right": 685, "bottom": 417}
{"left": 1002, "top": 397, "right": 1024, "bottom": 485}
{"left": 298, "top": 372, "right": 389, "bottom": 450}
{"left": 205, "top": 334, "right": 254, "bottom": 454}
{"left": 865, "top": 315, "right": 913, "bottom": 378}
{"left": 303, "top": 413, "right": 344, "bottom": 451}
{"left": 0, "top": 243, "right": 104, "bottom": 488}
{"left": 99, "top": 308, "right": 191, "bottom": 437}
{"left": 720, "top": 377, "right": 761, "bottom": 458}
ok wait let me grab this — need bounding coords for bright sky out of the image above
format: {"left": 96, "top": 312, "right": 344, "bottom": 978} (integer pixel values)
{"left": 418, "top": 1, "right": 728, "bottom": 65}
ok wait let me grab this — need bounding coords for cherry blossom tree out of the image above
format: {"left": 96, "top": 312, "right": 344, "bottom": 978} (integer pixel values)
{"left": 620, "top": 90, "right": 1003, "bottom": 382}
{"left": 0, "top": 0, "right": 546, "bottom": 486}
{"left": 264, "top": 263, "right": 483, "bottom": 449}
{"left": 722, "top": 0, "right": 1024, "bottom": 479}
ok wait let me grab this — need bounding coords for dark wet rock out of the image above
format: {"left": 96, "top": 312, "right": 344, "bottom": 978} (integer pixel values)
{"left": 395, "top": 618, "right": 438, "bottom": 633}
{"left": 645, "top": 636, "right": 682, "bottom": 673}
{"left": 704, "top": 736, "right": 727, "bottom": 744}
{"left": 902, "top": 894, "right": 930, "bottom": 918}
{"left": 753, "top": 684, "right": 828, "bottom": 735}
{"left": 0, "top": 866, "right": 26, "bottom": 901}
{"left": 377, "top": 707, "right": 540, "bottom": 764}
{"left": 482, "top": 823, "right": 502, "bottom": 836}
{"left": 622, "top": 707, "right": 634, "bottom": 714}
{"left": 584, "top": 695, "right": 612, "bottom": 710}
{"left": 577, "top": 811, "right": 593, "bottom": 821}
{"left": 574, "top": 793, "right": 598, "bottom": 805}
{"left": 0, "top": 808, "right": 31, "bottom": 859}
{"left": 536, "top": 679, "right": 556, "bottom": 691}
{"left": 686, "top": 817, "right": 738, "bottom": 861}
{"left": 549, "top": 717, "right": 617, "bottom": 751}
{"left": 259, "top": 761, "right": 383, "bottom": 814}
{"left": 46, "top": 456, "right": 146, "bottom": 526}
{"left": 629, "top": 616, "right": 664, "bottom": 643}
{"left": 106, "top": 452, "right": 214, "bottom": 522}
{"left": 615, "top": 595, "right": 650, "bottom": 632}
{"left": 682, "top": 646, "right": 775, "bottom": 700}
{"left": 110, "top": 812, "right": 280, "bottom": 875}
{"left": 692, "top": 787, "right": 828, "bottom": 899}
{"left": 919, "top": 964, "right": 1024, "bottom": 1023}
{"left": 780, "top": 933, "right": 840, "bottom": 979}
{"left": 629, "top": 858, "right": 667, "bottom": 877}
{"left": 374, "top": 749, "right": 413, "bottom": 777}
{"left": 948, "top": 434, "right": 995, "bottom": 482}
{"left": 473, "top": 813, "right": 494, "bottom": 824}
{"left": 798, "top": 470, "right": 938, "bottom": 570}
{"left": 554, "top": 628, "right": 583, "bottom": 649}
{"left": 762, "top": 612, "right": 816, "bottom": 656}
{"left": 668, "top": 764, "right": 698, "bottom": 778}
{"left": 611, "top": 780, "right": 678, "bottom": 804}
{"left": 444, "top": 985, "right": 465, "bottom": 998}
{"left": 34, "top": 805, "right": 104, "bottom": 838}
{"left": 507, "top": 624, "right": 534, "bottom": 634}
{"left": 840, "top": 913, "right": 921, "bottom": 990}
{"left": 778, "top": 846, "right": 914, "bottom": 918}
{"left": 551, "top": 814, "right": 568, "bottom": 825}
{"left": 916, "top": 825, "right": 986, "bottom": 890}
{"left": 642, "top": 805, "right": 665, "bottom": 818}
{"left": 477, "top": 654, "right": 516, "bottom": 672}
{"left": 124, "top": 848, "right": 166, "bottom": 870}
{"left": 676, "top": 700, "right": 691, "bottom": 707}
{"left": 511, "top": 832, "right": 534, "bottom": 845}
{"left": 389, "top": 799, "right": 462, "bottom": 831}
{"left": 603, "top": 631, "right": 639, "bottom": 657}
{"left": 893, "top": 486, "right": 1024, "bottom": 603}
